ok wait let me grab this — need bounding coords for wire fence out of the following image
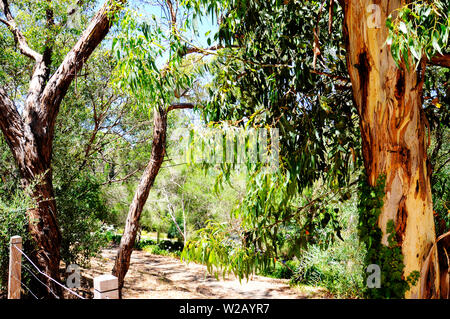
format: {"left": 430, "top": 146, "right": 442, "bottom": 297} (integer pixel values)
{"left": 7, "top": 235, "right": 118, "bottom": 299}
{"left": 11, "top": 244, "right": 86, "bottom": 299}
{"left": 18, "top": 277, "right": 38, "bottom": 300}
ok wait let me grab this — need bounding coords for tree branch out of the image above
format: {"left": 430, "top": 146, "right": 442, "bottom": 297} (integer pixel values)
{"left": 311, "top": 69, "right": 350, "bottom": 82}
{"left": 167, "top": 103, "right": 196, "bottom": 112}
{"left": 40, "top": 0, "right": 126, "bottom": 139}
{"left": 0, "top": 0, "right": 42, "bottom": 61}
{"left": 0, "top": 87, "right": 24, "bottom": 153}
{"left": 102, "top": 164, "right": 146, "bottom": 185}
{"left": 184, "top": 45, "right": 225, "bottom": 56}
{"left": 429, "top": 54, "right": 450, "bottom": 68}
{"left": 166, "top": 0, "right": 177, "bottom": 28}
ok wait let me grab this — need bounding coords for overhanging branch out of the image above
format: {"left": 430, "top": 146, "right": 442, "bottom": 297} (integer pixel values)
{"left": 167, "top": 103, "right": 196, "bottom": 112}
{"left": 429, "top": 53, "right": 450, "bottom": 68}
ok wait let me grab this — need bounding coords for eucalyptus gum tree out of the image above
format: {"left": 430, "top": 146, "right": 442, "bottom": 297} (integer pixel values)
{"left": 0, "top": 0, "right": 126, "bottom": 297}
{"left": 109, "top": 2, "right": 205, "bottom": 295}
{"left": 112, "top": 106, "right": 167, "bottom": 296}
{"left": 180, "top": 0, "right": 448, "bottom": 299}
{"left": 339, "top": 0, "right": 448, "bottom": 298}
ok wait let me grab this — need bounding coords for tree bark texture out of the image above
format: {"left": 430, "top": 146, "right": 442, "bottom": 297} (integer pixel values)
{"left": 340, "top": 0, "right": 439, "bottom": 298}
{"left": 112, "top": 107, "right": 167, "bottom": 297}
{"left": 0, "top": 0, "right": 125, "bottom": 298}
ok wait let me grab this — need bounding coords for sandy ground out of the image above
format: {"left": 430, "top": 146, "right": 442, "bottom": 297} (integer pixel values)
{"left": 77, "top": 248, "right": 330, "bottom": 299}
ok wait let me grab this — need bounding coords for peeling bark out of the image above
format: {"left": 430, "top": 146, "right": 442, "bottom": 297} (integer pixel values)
{"left": 341, "top": 1, "right": 439, "bottom": 298}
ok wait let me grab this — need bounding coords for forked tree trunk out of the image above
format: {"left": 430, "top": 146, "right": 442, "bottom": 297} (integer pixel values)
{"left": 340, "top": 0, "right": 439, "bottom": 298}
{"left": 112, "top": 107, "right": 167, "bottom": 297}
{"left": 0, "top": 0, "right": 126, "bottom": 298}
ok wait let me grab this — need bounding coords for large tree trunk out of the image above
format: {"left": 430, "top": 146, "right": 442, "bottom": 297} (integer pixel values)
{"left": 0, "top": 86, "right": 63, "bottom": 297}
{"left": 341, "top": 1, "right": 439, "bottom": 298}
{"left": 112, "top": 107, "right": 167, "bottom": 297}
{"left": 17, "top": 138, "right": 63, "bottom": 297}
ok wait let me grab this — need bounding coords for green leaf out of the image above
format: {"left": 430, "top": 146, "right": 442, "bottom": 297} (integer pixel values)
{"left": 432, "top": 32, "right": 443, "bottom": 55}
{"left": 409, "top": 38, "right": 421, "bottom": 61}
{"left": 399, "top": 22, "right": 408, "bottom": 34}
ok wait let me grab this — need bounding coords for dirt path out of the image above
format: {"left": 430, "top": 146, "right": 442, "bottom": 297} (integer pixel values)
{"left": 80, "top": 248, "right": 330, "bottom": 299}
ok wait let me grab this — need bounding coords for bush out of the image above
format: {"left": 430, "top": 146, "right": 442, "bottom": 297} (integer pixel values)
{"left": 104, "top": 231, "right": 123, "bottom": 245}
{"left": 432, "top": 165, "right": 450, "bottom": 235}
{"left": 142, "top": 244, "right": 182, "bottom": 258}
{"left": 0, "top": 192, "right": 30, "bottom": 292}
{"left": 291, "top": 243, "right": 365, "bottom": 298}
{"left": 167, "top": 216, "right": 184, "bottom": 242}
{"left": 105, "top": 234, "right": 184, "bottom": 253}
{"left": 55, "top": 174, "right": 108, "bottom": 267}
{"left": 260, "top": 260, "right": 299, "bottom": 279}
{"left": 144, "top": 245, "right": 164, "bottom": 255}
{"left": 286, "top": 195, "right": 366, "bottom": 298}
{"left": 158, "top": 240, "right": 183, "bottom": 252}
{"left": 135, "top": 238, "right": 156, "bottom": 249}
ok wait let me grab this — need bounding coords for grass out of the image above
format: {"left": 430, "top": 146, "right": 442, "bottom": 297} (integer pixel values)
{"left": 291, "top": 284, "right": 331, "bottom": 298}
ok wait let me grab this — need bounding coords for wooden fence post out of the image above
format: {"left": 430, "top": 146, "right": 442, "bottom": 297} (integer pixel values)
{"left": 94, "top": 274, "right": 119, "bottom": 299}
{"left": 8, "top": 236, "right": 22, "bottom": 299}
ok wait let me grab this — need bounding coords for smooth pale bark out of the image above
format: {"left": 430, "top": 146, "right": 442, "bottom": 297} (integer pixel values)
{"left": 112, "top": 107, "right": 167, "bottom": 297}
{"left": 0, "top": 0, "right": 126, "bottom": 297}
{"left": 340, "top": 0, "right": 439, "bottom": 298}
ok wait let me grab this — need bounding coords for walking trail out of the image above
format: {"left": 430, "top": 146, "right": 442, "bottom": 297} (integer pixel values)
{"left": 79, "top": 248, "right": 330, "bottom": 299}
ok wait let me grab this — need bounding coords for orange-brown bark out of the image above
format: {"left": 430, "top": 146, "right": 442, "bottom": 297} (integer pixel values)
{"left": 340, "top": 0, "right": 439, "bottom": 298}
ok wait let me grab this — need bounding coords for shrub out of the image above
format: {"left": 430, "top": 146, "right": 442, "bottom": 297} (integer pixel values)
{"left": 142, "top": 244, "right": 182, "bottom": 258}
{"left": 291, "top": 243, "right": 365, "bottom": 298}
{"left": 105, "top": 234, "right": 184, "bottom": 253}
{"left": 0, "top": 192, "right": 30, "bottom": 292}
{"left": 135, "top": 238, "right": 156, "bottom": 249}
{"left": 167, "top": 216, "right": 184, "bottom": 242}
{"left": 158, "top": 240, "right": 183, "bottom": 252}
{"left": 55, "top": 174, "right": 108, "bottom": 267}
{"left": 144, "top": 245, "right": 164, "bottom": 255}
{"left": 104, "top": 230, "right": 123, "bottom": 245}
{"left": 260, "top": 260, "right": 299, "bottom": 279}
